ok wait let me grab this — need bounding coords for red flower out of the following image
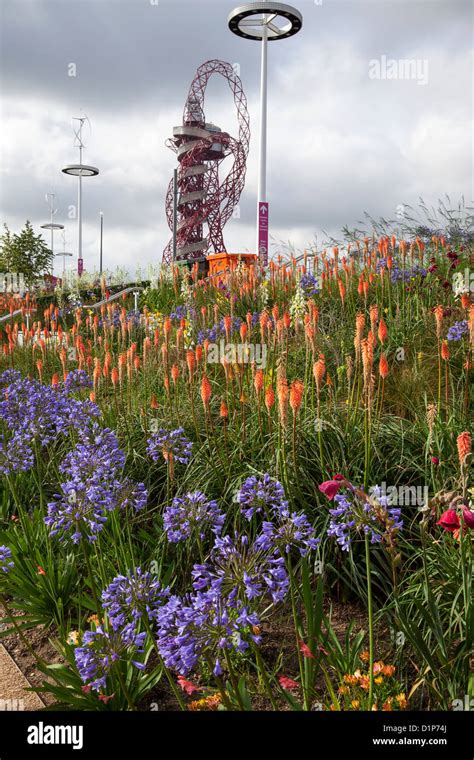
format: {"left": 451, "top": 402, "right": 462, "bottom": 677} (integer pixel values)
{"left": 37, "top": 565, "right": 46, "bottom": 576}
{"left": 298, "top": 640, "right": 315, "bottom": 659}
{"left": 319, "top": 480, "right": 343, "bottom": 500}
{"left": 437, "top": 509, "right": 460, "bottom": 533}
{"left": 98, "top": 693, "right": 115, "bottom": 704}
{"left": 177, "top": 675, "right": 201, "bottom": 696}
{"left": 278, "top": 675, "right": 299, "bottom": 690}
{"left": 431, "top": 456, "right": 439, "bottom": 465}
{"left": 81, "top": 685, "right": 92, "bottom": 694}
{"left": 461, "top": 507, "right": 474, "bottom": 530}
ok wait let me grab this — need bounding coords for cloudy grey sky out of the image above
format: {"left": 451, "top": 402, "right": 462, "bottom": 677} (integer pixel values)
{"left": 0, "top": 0, "right": 472, "bottom": 276}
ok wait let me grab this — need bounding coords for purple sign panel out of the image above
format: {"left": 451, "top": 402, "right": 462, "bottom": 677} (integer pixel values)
{"left": 258, "top": 202, "right": 269, "bottom": 265}
{"left": 77, "top": 257, "right": 83, "bottom": 276}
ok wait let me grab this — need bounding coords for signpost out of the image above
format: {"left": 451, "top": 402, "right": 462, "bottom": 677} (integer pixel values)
{"left": 258, "top": 201, "right": 269, "bottom": 264}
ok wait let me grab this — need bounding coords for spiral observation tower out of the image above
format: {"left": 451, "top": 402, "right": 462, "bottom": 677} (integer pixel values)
{"left": 162, "top": 60, "right": 250, "bottom": 265}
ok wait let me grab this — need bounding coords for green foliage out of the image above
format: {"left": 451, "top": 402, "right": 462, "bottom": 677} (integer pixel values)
{"left": 0, "top": 221, "right": 53, "bottom": 285}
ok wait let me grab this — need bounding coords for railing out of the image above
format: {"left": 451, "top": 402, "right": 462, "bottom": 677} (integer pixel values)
{"left": 0, "top": 286, "right": 144, "bottom": 324}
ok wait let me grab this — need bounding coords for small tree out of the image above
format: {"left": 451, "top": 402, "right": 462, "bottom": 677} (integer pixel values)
{"left": 0, "top": 221, "right": 53, "bottom": 286}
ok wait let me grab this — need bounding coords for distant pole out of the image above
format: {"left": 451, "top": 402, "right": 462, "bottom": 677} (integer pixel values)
{"left": 99, "top": 211, "right": 104, "bottom": 274}
{"left": 172, "top": 168, "right": 178, "bottom": 262}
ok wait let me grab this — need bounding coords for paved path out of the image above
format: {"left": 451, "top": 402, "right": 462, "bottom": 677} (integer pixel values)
{"left": 0, "top": 643, "right": 44, "bottom": 710}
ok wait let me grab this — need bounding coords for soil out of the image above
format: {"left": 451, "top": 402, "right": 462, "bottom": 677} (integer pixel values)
{"left": 0, "top": 597, "right": 393, "bottom": 711}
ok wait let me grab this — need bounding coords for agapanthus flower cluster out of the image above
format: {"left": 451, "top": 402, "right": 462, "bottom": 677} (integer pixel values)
{"left": 447, "top": 320, "right": 468, "bottom": 341}
{"left": 300, "top": 272, "right": 320, "bottom": 296}
{"left": 238, "top": 474, "right": 319, "bottom": 556}
{"left": 74, "top": 624, "right": 146, "bottom": 691}
{"left": 63, "top": 369, "right": 93, "bottom": 394}
{"left": 155, "top": 589, "right": 261, "bottom": 676}
{"left": 377, "top": 258, "right": 427, "bottom": 283}
{"left": 163, "top": 491, "right": 225, "bottom": 543}
{"left": 101, "top": 568, "right": 169, "bottom": 631}
{"left": 258, "top": 512, "right": 320, "bottom": 557}
{"left": 191, "top": 533, "right": 290, "bottom": 605}
{"left": 322, "top": 481, "right": 403, "bottom": 552}
{"left": 238, "top": 474, "right": 288, "bottom": 519}
{"left": 45, "top": 425, "right": 147, "bottom": 543}
{"left": 0, "top": 545, "right": 14, "bottom": 573}
{"left": 0, "top": 433, "right": 34, "bottom": 476}
{"left": 146, "top": 427, "right": 193, "bottom": 465}
{"left": 196, "top": 313, "right": 260, "bottom": 345}
{"left": 0, "top": 370, "right": 100, "bottom": 475}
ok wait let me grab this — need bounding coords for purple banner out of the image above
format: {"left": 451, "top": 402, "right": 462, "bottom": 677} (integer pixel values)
{"left": 258, "top": 202, "right": 269, "bottom": 265}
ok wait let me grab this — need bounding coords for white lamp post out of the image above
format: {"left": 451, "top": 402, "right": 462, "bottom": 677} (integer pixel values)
{"left": 41, "top": 193, "right": 64, "bottom": 273}
{"left": 62, "top": 117, "right": 99, "bottom": 275}
{"left": 228, "top": 2, "right": 302, "bottom": 265}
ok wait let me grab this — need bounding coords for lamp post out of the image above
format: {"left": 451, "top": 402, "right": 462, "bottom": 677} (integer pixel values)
{"left": 228, "top": 2, "right": 302, "bottom": 265}
{"left": 41, "top": 193, "right": 64, "bottom": 273}
{"left": 99, "top": 211, "right": 104, "bottom": 274}
{"left": 62, "top": 117, "right": 99, "bottom": 275}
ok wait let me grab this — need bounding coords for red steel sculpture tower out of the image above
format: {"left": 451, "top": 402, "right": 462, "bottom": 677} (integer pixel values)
{"left": 163, "top": 59, "right": 250, "bottom": 265}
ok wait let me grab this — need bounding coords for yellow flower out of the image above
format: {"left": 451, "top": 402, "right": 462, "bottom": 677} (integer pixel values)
{"left": 67, "top": 631, "right": 79, "bottom": 645}
{"left": 374, "top": 676, "right": 383, "bottom": 685}
{"left": 338, "top": 686, "right": 350, "bottom": 695}
{"left": 396, "top": 693, "right": 408, "bottom": 708}
{"left": 351, "top": 699, "right": 360, "bottom": 709}
{"left": 87, "top": 614, "right": 100, "bottom": 626}
{"left": 360, "top": 650, "right": 370, "bottom": 662}
{"left": 343, "top": 674, "right": 359, "bottom": 685}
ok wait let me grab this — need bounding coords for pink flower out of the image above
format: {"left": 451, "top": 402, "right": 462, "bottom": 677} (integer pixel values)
{"left": 298, "top": 639, "right": 315, "bottom": 659}
{"left": 278, "top": 675, "right": 299, "bottom": 691}
{"left": 319, "top": 480, "right": 343, "bottom": 500}
{"left": 461, "top": 507, "right": 474, "bottom": 530}
{"left": 177, "top": 675, "right": 201, "bottom": 695}
{"left": 437, "top": 509, "right": 460, "bottom": 533}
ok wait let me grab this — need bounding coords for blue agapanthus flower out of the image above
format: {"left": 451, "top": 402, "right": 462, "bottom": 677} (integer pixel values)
{"left": 0, "top": 545, "right": 14, "bottom": 574}
{"left": 238, "top": 474, "right": 288, "bottom": 520}
{"left": 146, "top": 427, "right": 193, "bottom": 465}
{"left": 163, "top": 491, "right": 225, "bottom": 543}
{"left": 101, "top": 568, "right": 169, "bottom": 631}
{"left": 327, "top": 484, "right": 403, "bottom": 552}
{"left": 191, "top": 533, "right": 290, "bottom": 605}
{"left": 300, "top": 273, "right": 320, "bottom": 296}
{"left": 155, "top": 589, "right": 261, "bottom": 676}
{"left": 74, "top": 624, "right": 147, "bottom": 691}
{"left": 447, "top": 320, "right": 468, "bottom": 341}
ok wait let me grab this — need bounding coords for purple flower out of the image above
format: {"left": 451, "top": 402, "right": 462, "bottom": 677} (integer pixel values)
{"left": 101, "top": 568, "right": 169, "bottom": 631}
{"left": 155, "top": 589, "right": 261, "bottom": 676}
{"left": 327, "top": 484, "right": 403, "bottom": 552}
{"left": 0, "top": 433, "right": 35, "bottom": 475}
{"left": 163, "top": 491, "right": 225, "bottom": 543}
{"left": 238, "top": 474, "right": 288, "bottom": 520}
{"left": 45, "top": 425, "right": 147, "bottom": 543}
{"left": 74, "top": 624, "right": 146, "bottom": 691}
{"left": 0, "top": 371, "right": 100, "bottom": 474}
{"left": 258, "top": 512, "right": 320, "bottom": 557}
{"left": 191, "top": 533, "right": 290, "bottom": 605}
{"left": 63, "top": 369, "right": 93, "bottom": 394}
{"left": 0, "top": 545, "right": 14, "bottom": 573}
{"left": 447, "top": 320, "right": 468, "bottom": 341}
{"left": 146, "top": 428, "right": 193, "bottom": 465}
{"left": 300, "top": 272, "right": 320, "bottom": 296}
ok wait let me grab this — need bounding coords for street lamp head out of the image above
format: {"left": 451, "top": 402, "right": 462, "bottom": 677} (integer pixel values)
{"left": 62, "top": 164, "right": 99, "bottom": 177}
{"left": 228, "top": 3, "right": 302, "bottom": 41}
